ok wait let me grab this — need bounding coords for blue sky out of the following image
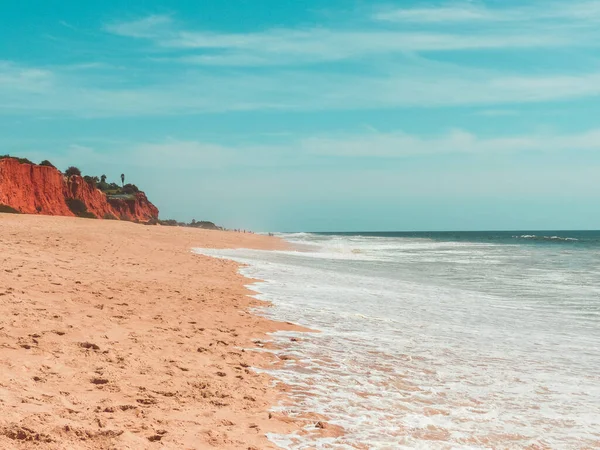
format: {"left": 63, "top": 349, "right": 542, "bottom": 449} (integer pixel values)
{"left": 2, "top": 0, "right": 600, "bottom": 231}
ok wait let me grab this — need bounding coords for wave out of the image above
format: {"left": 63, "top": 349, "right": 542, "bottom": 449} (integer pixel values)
{"left": 194, "top": 235, "right": 600, "bottom": 449}
{"left": 514, "top": 234, "right": 579, "bottom": 242}
{"left": 276, "top": 232, "right": 314, "bottom": 238}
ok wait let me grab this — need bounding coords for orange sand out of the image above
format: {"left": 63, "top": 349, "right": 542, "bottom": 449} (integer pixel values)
{"left": 0, "top": 214, "right": 316, "bottom": 449}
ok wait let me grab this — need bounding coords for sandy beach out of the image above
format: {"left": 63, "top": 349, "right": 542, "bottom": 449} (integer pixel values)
{"left": 0, "top": 214, "right": 306, "bottom": 449}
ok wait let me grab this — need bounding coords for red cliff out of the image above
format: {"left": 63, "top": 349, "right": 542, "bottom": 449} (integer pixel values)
{"left": 0, "top": 158, "right": 159, "bottom": 222}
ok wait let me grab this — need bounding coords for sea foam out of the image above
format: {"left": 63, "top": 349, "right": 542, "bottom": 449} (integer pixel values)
{"left": 195, "top": 231, "right": 600, "bottom": 449}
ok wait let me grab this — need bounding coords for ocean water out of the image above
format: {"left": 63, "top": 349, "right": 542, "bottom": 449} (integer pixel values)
{"left": 195, "top": 231, "right": 600, "bottom": 449}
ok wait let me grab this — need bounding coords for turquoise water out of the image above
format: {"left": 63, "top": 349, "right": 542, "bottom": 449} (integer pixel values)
{"left": 316, "top": 230, "right": 600, "bottom": 246}
{"left": 197, "top": 230, "right": 600, "bottom": 449}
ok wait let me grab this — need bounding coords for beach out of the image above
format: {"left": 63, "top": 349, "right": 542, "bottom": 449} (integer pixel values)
{"left": 4, "top": 215, "right": 598, "bottom": 449}
{"left": 0, "top": 214, "right": 305, "bottom": 449}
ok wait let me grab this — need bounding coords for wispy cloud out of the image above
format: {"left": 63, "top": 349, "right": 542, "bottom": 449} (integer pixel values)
{"left": 374, "top": 4, "right": 497, "bottom": 23}
{"left": 104, "top": 14, "right": 173, "bottom": 38}
{"left": 165, "top": 30, "right": 571, "bottom": 66}
{"left": 5, "top": 2, "right": 600, "bottom": 117}
{"left": 3, "top": 60, "right": 600, "bottom": 116}
{"left": 475, "top": 109, "right": 519, "bottom": 117}
{"left": 0, "top": 61, "right": 55, "bottom": 92}
{"left": 100, "top": 0, "right": 600, "bottom": 69}
{"left": 64, "top": 127, "right": 600, "bottom": 171}
{"left": 373, "top": 1, "right": 600, "bottom": 23}
{"left": 299, "top": 128, "right": 600, "bottom": 158}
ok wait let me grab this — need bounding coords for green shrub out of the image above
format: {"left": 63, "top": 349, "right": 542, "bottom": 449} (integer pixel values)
{"left": 99, "top": 182, "right": 123, "bottom": 194}
{"left": 0, "top": 204, "right": 21, "bottom": 214}
{"left": 65, "top": 166, "right": 82, "bottom": 177}
{"left": 83, "top": 175, "right": 99, "bottom": 187}
{"left": 78, "top": 211, "right": 97, "bottom": 219}
{"left": 39, "top": 160, "right": 56, "bottom": 168}
{"left": 122, "top": 184, "right": 140, "bottom": 195}
{"left": 66, "top": 198, "right": 87, "bottom": 214}
{"left": 97, "top": 181, "right": 110, "bottom": 192}
{"left": 0, "top": 155, "right": 34, "bottom": 165}
{"left": 158, "top": 219, "right": 179, "bottom": 227}
{"left": 188, "top": 220, "right": 219, "bottom": 230}
{"left": 66, "top": 198, "right": 96, "bottom": 218}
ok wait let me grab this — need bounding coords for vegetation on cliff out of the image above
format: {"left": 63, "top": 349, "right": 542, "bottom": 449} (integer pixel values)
{"left": 154, "top": 219, "right": 222, "bottom": 230}
{"left": 65, "top": 166, "right": 82, "bottom": 178}
{"left": 0, "top": 204, "right": 21, "bottom": 214}
{"left": 1, "top": 155, "right": 223, "bottom": 229}
{"left": 0, "top": 156, "right": 159, "bottom": 222}
{"left": 0, "top": 158, "right": 134, "bottom": 198}
{"left": 65, "top": 198, "right": 97, "bottom": 219}
{"left": 0, "top": 155, "right": 34, "bottom": 165}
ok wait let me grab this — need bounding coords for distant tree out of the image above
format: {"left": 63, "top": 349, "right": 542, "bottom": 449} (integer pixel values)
{"left": 158, "top": 219, "right": 179, "bottom": 227}
{"left": 121, "top": 173, "right": 125, "bottom": 187}
{"left": 101, "top": 174, "right": 107, "bottom": 183}
{"left": 65, "top": 166, "right": 82, "bottom": 177}
{"left": 191, "top": 221, "right": 219, "bottom": 230}
{"left": 40, "top": 160, "right": 56, "bottom": 168}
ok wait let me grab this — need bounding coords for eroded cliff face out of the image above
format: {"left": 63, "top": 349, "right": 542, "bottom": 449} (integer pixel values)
{"left": 0, "top": 158, "right": 72, "bottom": 216}
{"left": 0, "top": 158, "right": 159, "bottom": 222}
{"left": 108, "top": 192, "right": 159, "bottom": 222}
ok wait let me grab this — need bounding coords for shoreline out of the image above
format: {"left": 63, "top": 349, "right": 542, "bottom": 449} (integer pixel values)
{"left": 0, "top": 214, "right": 311, "bottom": 449}
{"left": 197, "top": 246, "right": 345, "bottom": 448}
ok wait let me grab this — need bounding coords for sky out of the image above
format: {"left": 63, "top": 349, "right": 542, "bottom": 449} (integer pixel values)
{"left": 2, "top": 0, "right": 600, "bottom": 231}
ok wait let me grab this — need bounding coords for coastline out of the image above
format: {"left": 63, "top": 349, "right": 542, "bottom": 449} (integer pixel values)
{"left": 0, "top": 214, "right": 304, "bottom": 449}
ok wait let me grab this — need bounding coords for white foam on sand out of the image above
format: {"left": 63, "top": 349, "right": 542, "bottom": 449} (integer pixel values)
{"left": 194, "top": 234, "right": 600, "bottom": 449}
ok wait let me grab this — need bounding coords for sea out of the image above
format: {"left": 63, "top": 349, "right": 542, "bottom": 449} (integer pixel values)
{"left": 195, "top": 231, "right": 600, "bottom": 449}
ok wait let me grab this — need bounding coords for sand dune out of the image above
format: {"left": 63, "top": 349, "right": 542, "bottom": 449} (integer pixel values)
{"left": 0, "top": 214, "right": 304, "bottom": 449}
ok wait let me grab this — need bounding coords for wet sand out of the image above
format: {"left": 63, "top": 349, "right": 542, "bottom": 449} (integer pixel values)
{"left": 0, "top": 214, "right": 311, "bottom": 449}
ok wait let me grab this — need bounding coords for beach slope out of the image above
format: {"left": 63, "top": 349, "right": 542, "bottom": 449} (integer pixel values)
{"left": 0, "top": 214, "right": 294, "bottom": 449}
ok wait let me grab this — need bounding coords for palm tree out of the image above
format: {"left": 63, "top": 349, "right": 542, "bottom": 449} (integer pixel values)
{"left": 120, "top": 173, "right": 125, "bottom": 187}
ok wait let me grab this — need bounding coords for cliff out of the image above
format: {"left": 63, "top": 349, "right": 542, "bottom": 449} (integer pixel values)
{"left": 0, "top": 157, "right": 159, "bottom": 222}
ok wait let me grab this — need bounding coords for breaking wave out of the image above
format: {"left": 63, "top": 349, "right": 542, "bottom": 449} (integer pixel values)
{"left": 514, "top": 234, "right": 579, "bottom": 242}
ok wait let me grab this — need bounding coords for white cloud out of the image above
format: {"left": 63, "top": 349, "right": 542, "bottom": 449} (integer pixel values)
{"left": 374, "top": 4, "right": 497, "bottom": 23}
{"left": 165, "top": 30, "right": 570, "bottom": 67}
{"left": 0, "top": 61, "right": 55, "bottom": 92}
{"left": 104, "top": 14, "right": 173, "bottom": 38}
{"left": 67, "top": 128, "right": 600, "bottom": 171}
{"left": 3, "top": 60, "right": 600, "bottom": 116}
{"left": 373, "top": 1, "right": 600, "bottom": 23}
{"left": 298, "top": 128, "right": 600, "bottom": 158}
{"left": 475, "top": 109, "right": 518, "bottom": 117}
{"left": 74, "top": 6, "right": 600, "bottom": 114}
{"left": 101, "top": 2, "right": 600, "bottom": 69}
